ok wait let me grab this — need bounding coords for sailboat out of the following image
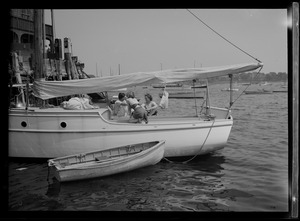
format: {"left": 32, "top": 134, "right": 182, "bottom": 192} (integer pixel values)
{"left": 9, "top": 63, "right": 263, "bottom": 159}
{"left": 8, "top": 10, "right": 263, "bottom": 159}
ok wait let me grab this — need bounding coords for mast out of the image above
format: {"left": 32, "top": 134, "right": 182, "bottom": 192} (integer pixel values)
{"left": 33, "top": 9, "right": 44, "bottom": 80}
{"left": 42, "top": 10, "right": 46, "bottom": 77}
{"left": 51, "top": 9, "right": 56, "bottom": 40}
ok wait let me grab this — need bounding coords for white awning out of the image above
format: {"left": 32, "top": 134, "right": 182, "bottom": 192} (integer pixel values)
{"left": 32, "top": 62, "right": 263, "bottom": 100}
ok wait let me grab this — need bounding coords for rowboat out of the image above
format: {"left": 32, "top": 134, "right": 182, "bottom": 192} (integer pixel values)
{"left": 159, "top": 92, "right": 204, "bottom": 99}
{"left": 152, "top": 83, "right": 183, "bottom": 88}
{"left": 221, "top": 88, "right": 239, "bottom": 92}
{"left": 258, "top": 82, "right": 272, "bottom": 86}
{"left": 273, "top": 90, "right": 288, "bottom": 93}
{"left": 48, "top": 140, "right": 165, "bottom": 182}
{"left": 244, "top": 89, "right": 273, "bottom": 94}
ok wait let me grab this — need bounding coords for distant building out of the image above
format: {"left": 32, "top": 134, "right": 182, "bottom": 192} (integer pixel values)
{"left": 9, "top": 9, "right": 54, "bottom": 73}
{"left": 9, "top": 9, "right": 86, "bottom": 81}
{"left": 10, "top": 9, "right": 53, "bottom": 51}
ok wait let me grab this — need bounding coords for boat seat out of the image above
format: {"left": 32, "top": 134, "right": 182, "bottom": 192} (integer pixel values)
{"left": 59, "top": 162, "right": 70, "bottom": 168}
{"left": 95, "top": 156, "right": 109, "bottom": 161}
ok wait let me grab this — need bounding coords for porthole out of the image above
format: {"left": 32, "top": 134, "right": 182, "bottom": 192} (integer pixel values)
{"left": 21, "top": 121, "right": 27, "bottom": 127}
{"left": 60, "top": 122, "right": 67, "bottom": 128}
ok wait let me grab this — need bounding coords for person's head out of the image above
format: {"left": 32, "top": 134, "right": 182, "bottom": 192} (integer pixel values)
{"left": 82, "top": 94, "right": 90, "bottom": 100}
{"left": 60, "top": 101, "right": 67, "bottom": 108}
{"left": 118, "top": 92, "right": 126, "bottom": 101}
{"left": 82, "top": 94, "right": 92, "bottom": 103}
{"left": 126, "top": 91, "right": 135, "bottom": 98}
{"left": 145, "top": 93, "right": 153, "bottom": 102}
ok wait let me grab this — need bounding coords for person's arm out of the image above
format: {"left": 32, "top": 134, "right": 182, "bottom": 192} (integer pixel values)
{"left": 121, "top": 100, "right": 128, "bottom": 106}
{"left": 126, "top": 100, "right": 132, "bottom": 116}
{"left": 113, "top": 102, "right": 119, "bottom": 115}
{"left": 149, "top": 101, "right": 158, "bottom": 110}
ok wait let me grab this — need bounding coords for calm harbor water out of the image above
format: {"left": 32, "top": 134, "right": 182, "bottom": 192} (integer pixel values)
{"left": 7, "top": 82, "right": 289, "bottom": 213}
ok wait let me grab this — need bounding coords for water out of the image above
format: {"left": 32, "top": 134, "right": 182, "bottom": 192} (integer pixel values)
{"left": 7, "top": 82, "right": 289, "bottom": 212}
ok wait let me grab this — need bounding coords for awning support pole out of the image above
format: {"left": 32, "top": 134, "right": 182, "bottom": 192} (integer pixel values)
{"left": 229, "top": 74, "right": 233, "bottom": 108}
{"left": 192, "top": 79, "right": 197, "bottom": 115}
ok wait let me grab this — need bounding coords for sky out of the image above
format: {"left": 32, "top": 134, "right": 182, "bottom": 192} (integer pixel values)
{"left": 45, "top": 9, "right": 288, "bottom": 77}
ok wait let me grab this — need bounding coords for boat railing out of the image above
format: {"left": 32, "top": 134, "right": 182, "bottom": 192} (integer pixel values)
{"left": 100, "top": 108, "right": 112, "bottom": 120}
{"left": 48, "top": 142, "right": 153, "bottom": 169}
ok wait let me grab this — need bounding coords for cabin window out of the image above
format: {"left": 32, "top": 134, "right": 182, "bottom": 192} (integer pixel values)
{"left": 21, "top": 121, "right": 27, "bottom": 127}
{"left": 60, "top": 122, "right": 67, "bottom": 128}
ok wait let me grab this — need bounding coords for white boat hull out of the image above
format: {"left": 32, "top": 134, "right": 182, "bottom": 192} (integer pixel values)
{"left": 49, "top": 140, "right": 165, "bottom": 182}
{"left": 9, "top": 107, "right": 233, "bottom": 158}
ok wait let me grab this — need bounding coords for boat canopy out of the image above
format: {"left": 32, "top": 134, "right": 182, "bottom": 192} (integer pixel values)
{"left": 32, "top": 62, "right": 263, "bottom": 100}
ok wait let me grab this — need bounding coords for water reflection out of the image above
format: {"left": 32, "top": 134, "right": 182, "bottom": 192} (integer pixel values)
{"left": 42, "top": 151, "right": 232, "bottom": 211}
{"left": 8, "top": 83, "right": 288, "bottom": 211}
{"left": 46, "top": 177, "right": 61, "bottom": 198}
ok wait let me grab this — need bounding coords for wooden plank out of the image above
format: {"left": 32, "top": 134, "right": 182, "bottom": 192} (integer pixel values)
{"left": 291, "top": 2, "right": 299, "bottom": 218}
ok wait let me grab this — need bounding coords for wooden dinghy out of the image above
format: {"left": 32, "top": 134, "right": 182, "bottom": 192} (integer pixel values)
{"left": 221, "top": 88, "right": 239, "bottom": 92}
{"left": 244, "top": 90, "right": 273, "bottom": 94}
{"left": 48, "top": 140, "right": 165, "bottom": 182}
{"left": 159, "top": 93, "right": 204, "bottom": 99}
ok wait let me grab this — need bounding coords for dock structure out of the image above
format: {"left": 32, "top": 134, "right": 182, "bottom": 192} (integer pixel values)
{"left": 9, "top": 9, "right": 86, "bottom": 82}
{"left": 8, "top": 9, "right": 88, "bottom": 108}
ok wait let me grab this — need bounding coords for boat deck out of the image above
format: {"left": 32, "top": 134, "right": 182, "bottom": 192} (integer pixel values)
{"left": 11, "top": 107, "right": 100, "bottom": 112}
{"left": 10, "top": 106, "right": 229, "bottom": 124}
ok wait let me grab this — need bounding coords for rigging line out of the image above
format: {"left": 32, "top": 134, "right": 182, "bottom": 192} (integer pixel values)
{"left": 230, "top": 66, "right": 263, "bottom": 107}
{"left": 186, "top": 9, "right": 261, "bottom": 63}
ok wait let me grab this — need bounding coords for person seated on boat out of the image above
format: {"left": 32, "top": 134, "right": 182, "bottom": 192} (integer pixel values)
{"left": 141, "top": 93, "right": 158, "bottom": 116}
{"left": 126, "top": 91, "right": 148, "bottom": 124}
{"left": 81, "top": 94, "right": 99, "bottom": 109}
{"left": 60, "top": 97, "right": 81, "bottom": 110}
{"left": 113, "top": 92, "right": 128, "bottom": 117}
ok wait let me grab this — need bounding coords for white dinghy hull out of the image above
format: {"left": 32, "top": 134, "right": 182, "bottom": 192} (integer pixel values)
{"left": 48, "top": 140, "right": 165, "bottom": 182}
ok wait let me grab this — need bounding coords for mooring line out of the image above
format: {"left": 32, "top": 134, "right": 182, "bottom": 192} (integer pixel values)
{"left": 163, "top": 119, "right": 215, "bottom": 164}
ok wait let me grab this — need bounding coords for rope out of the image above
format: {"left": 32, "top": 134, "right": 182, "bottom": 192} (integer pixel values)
{"left": 186, "top": 9, "right": 261, "bottom": 63}
{"left": 47, "top": 165, "right": 51, "bottom": 183}
{"left": 199, "top": 98, "right": 206, "bottom": 115}
{"left": 163, "top": 10, "right": 263, "bottom": 164}
{"left": 163, "top": 119, "right": 215, "bottom": 164}
{"left": 230, "top": 66, "right": 263, "bottom": 107}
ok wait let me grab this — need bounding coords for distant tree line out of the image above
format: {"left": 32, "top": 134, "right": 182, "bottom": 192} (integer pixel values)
{"left": 207, "top": 71, "right": 287, "bottom": 83}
